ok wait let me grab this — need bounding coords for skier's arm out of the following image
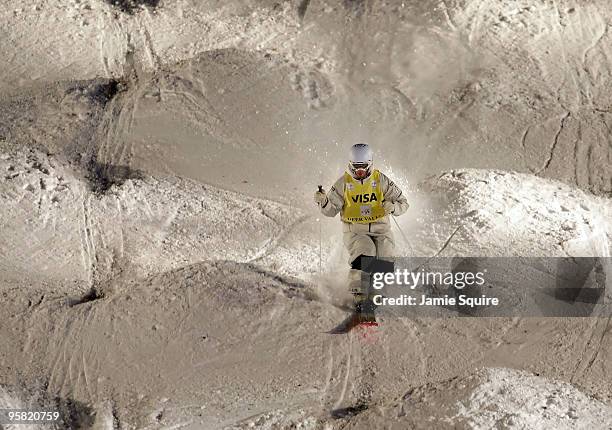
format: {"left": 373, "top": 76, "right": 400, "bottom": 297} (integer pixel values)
{"left": 381, "top": 173, "right": 409, "bottom": 216}
{"left": 319, "top": 177, "right": 344, "bottom": 217}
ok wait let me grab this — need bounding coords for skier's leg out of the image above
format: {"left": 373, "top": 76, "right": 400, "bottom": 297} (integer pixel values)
{"left": 343, "top": 232, "right": 376, "bottom": 295}
{"left": 344, "top": 232, "right": 377, "bottom": 262}
{"left": 350, "top": 231, "right": 396, "bottom": 323}
{"left": 373, "top": 231, "right": 395, "bottom": 258}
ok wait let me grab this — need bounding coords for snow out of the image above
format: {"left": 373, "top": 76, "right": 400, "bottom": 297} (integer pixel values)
{"left": 0, "top": 144, "right": 316, "bottom": 295}
{"left": 456, "top": 368, "right": 612, "bottom": 429}
{"left": 418, "top": 169, "right": 612, "bottom": 257}
{"left": 0, "top": 0, "right": 316, "bottom": 92}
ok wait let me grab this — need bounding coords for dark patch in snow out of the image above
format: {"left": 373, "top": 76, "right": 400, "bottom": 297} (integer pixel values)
{"left": 86, "top": 159, "right": 145, "bottom": 194}
{"left": 103, "top": 0, "right": 160, "bottom": 14}
{"left": 55, "top": 397, "right": 96, "bottom": 428}
{"left": 68, "top": 287, "right": 105, "bottom": 306}
{"left": 87, "top": 79, "right": 123, "bottom": 106}
{"left": 297, "top": 0, "right": 311, "bottom": 19}
{"left": 331, "top": 403, "right": 368, "bottom": 419}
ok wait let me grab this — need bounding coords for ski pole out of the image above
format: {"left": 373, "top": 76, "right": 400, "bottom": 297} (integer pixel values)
{"left": 317, "top": 185, "right": 323, "bottom": 273}
{"left": 392, "top": 215, "right": 413, "bottom": 254}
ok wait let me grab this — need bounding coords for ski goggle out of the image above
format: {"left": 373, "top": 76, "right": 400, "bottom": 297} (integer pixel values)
{"left": 349, "top": 161, "right": 372, "bottom": 178}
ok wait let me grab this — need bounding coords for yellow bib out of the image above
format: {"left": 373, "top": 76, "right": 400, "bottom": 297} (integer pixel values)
{"left": 341, "top": 170, "right": 385, "bottom": 223}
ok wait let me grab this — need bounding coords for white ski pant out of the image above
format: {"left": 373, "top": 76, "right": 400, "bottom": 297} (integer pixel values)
{"left": 342, "top": 223, "right": 395, "bottom": 295}
{"left": 343, "top": 231, "right": 395, "bottom": 263}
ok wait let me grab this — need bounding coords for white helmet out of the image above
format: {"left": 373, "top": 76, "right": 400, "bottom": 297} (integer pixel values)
{"left": 348, "top": 143, "right": 373, "bottom": 179}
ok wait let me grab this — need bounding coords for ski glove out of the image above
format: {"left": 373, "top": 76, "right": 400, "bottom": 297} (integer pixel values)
{"left": 314, "top": 189, "right": 328, "bottom": 206}
{"left": 383, "top": 200, "right": 396, "bottom": 215}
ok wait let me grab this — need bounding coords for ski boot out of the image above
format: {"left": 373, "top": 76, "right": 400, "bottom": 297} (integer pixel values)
{"left": 353, "top": 293, "right": 378, "bottom": 325}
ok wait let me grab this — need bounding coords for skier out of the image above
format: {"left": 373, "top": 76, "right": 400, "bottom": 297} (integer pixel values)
{"left": 314, "top": 143, "right": 409, "bottom": 323}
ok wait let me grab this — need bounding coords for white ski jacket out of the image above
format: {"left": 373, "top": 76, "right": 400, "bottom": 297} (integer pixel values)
{"left": 319, "top": 171, "right": 409, "bottom": 234}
